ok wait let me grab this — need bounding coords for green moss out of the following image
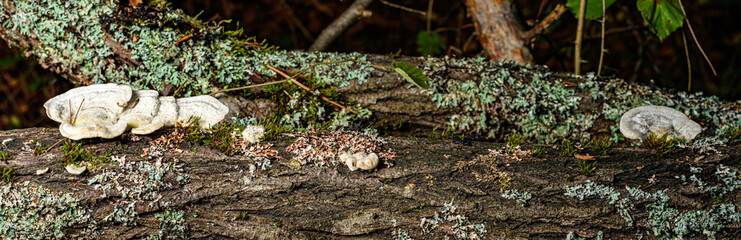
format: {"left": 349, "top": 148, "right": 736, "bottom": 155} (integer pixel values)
{"left": 0, "top": 150, "right": 11, "bottom": 163}
{"left": 577, "top": 160, "right": 597, "bottom": 177}
{"left": 203, "top": 122, "right": 239, "bottom": 155}
{"left": 1, "top": 166, "right": 14, "bottom": 183}
{"left": 642, "top": 133, "right": 678, "bottom": 157}
{"left": 233, "top": 211, "right": 249, "bottom": 221}
{"left": 61, "top": 141, "right": 112, "bottom": 170}
{"left": 33, "top": 146, "right": 48, "bottom": 156}
{"left": 558, "top": 138, "right": 580, "bottom": 157}
{"left": 591, "top": 136, "right": 613, "bottom": 156}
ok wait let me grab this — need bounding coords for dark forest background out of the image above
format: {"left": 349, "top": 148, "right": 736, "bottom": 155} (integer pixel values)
{"left": 1, "top": 0, "right": 739, "bottom": 130}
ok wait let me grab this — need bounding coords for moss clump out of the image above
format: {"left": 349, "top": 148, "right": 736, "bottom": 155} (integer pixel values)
{"left": 233, "top": 211, "right": 249, "bottom": 221}
{"left": 0, "top": 150, "right": 12, "bottom": 163}
{"left": 33, "top": 146, "right": 48, "bottom": 156}
{"left": 558, "top": 138, "right": 580, "bottom": 157}
{"left": 591, "top": 136, "right": 613, "bottom": 156}
{"left": 61, "top": 141, "right": 112, "bottom": 170}
{"left": 203, "top": 122, "right": 239, "bottom": 156}
{"left": 642, "top": 133, "right": 678, "bottom": 157}
{"left": 1, "top": 166, "right": 14, "bottom": 183}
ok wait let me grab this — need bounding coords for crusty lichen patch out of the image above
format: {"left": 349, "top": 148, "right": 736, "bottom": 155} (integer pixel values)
{"left": 0, "top": 181, "right": 96, "bottom": 238}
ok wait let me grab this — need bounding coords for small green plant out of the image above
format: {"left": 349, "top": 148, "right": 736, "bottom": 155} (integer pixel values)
{"left": 531, "top": 146, "right": 545, "bottom": 158}
{"left": 61, "top": 141, "right": 112, "bottom": 169}
{"left": 34, "top": 146, "right": 48, "bottom": 156}
{"left": 178, "top": 116, "right": 205, "bottom": 142}
{"left": 725, "top": 127, "right": 741, "bottom": 140}
{"left": 591, "top": 136, "right": 613, "bottom": 155}
{"left": 505, "top": 133, "right": 525, "bottom": 154}
{"left": 272, "top": 218, "right": 283, "bottom": 227}
{"left": 233, "top": 211, "right": 249, "bottom": 221}
{"left": 558, "top": 138, "right": 579, "bottom": 157}
{"left": 255, "top": 116, "right": 290, "bottom": 141}
{"left": 0, "top": 151, "right": 12, "bottom": 163}
{"left": 1, "top": 166, "right": 14, "bottom": 183}
{"left": 577, "top": 160, "right": 597, "bottom": 177}
{"left": 642, "top": 133, "right": 677, "bottom": 157}
{"left": 203, "top": 122, "right": 239, "bottom": 156}
{"left": 425, "top": 126, "right": 462, "bottom": 141}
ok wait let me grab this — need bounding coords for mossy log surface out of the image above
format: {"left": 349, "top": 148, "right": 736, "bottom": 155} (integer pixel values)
{"left": 1, "top": 128, "right": 741, "bottom": 239}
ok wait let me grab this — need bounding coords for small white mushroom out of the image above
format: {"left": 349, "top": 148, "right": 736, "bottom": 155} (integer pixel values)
{"left": 65, "top": 164, "right": 86, "bottom": 175}
{"left": 340, "top": 152, "right": 379, "bottom": 171}
{"left": 35, "top": 167, "right": 49, "bottom": 175}
{"left": 619, "top": 105, "right": 702, "bottom": 141}
{"left": 242, "top": 125, "right": 265, "bottom": 143}
{"left": 340, "top": 152, "right": 357, "bottom": 171}
{"left": 355, "top": 153, "right": 379, "bottom": 171}
{"left": 44, "top": 84, "right": 230, "bottom": 139}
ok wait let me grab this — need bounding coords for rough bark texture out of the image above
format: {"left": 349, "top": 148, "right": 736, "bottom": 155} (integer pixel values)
{"left": 465, "top": 0, "right": 533, "bottom": 64}
{"left": 1, "top": 128, "right": 740, "bottom": 239}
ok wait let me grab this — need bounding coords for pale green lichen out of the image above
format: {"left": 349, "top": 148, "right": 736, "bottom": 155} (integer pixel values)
{"left": 88, "top": 154, "right": 189, "bottom": 226}
{"left": 0, "top": 181, "right": 96, "bottom": 239}
{"left": 1, "top": 0, "right": 374, "bottom": 97}
{"left": 564, "top": 165, "right": 741, "bottom": 239}
{"left": 419, "top": 199, "right": 487, "bottom": 239}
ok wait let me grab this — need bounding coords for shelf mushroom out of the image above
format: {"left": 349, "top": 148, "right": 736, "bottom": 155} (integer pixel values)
{"left": 44, "top": 83, "right": 229, "bottom": 140}
{"left": 619, "top": 105, "right": 702, "bottom": 141}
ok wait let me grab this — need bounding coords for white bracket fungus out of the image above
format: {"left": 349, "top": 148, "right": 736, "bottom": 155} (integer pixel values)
{"left": 339, "top": 152, "right": 379, "bottom": 171}
{"left": 619, "top": 105, "right": 702, "bottom": 141}
{"left": 44, "top": 84, "right": 229, "bottom": 140}
{"left": 65, "top": 164, "right": 86, "bottom": 175}
{"left": 242, "top": 125, "right": 265, "bottom": 143}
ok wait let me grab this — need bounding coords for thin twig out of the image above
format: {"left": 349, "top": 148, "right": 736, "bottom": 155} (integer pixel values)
{"left": 72, "top": 99, "right": 84, "bottom": 126}
{"left": 521, "top": 4, "right": 566, "bottom": 40}
{"left": 309, "top": 0, "right": 375, "bottom": 51}
{"left": 266, "top": 65, "right": 359, "bottom": 114}
{"left": 597, "top": 0, "right": 606, "bottom": 76}
{"left": 379, "top": 0, "right": 426, "bottom": 16}
{"left": 280, "top": 0, "right": 315, "bottom": 42}
{"left": 574, "top": 0, "right": 587, "bottom": 74}
{"left": 209, "top": 80, "right": 290, "bottom": 96}
{"left": 676, "top": 0, "right": 716, "bottom": 76}
{"left": 681, "top": 29, "right": 692, "bottom": 91}
{"left": 45, "top": 137, "right": 68, "bottom": 154}
{"left": 425, "top": 0, "right": 434, "bottom": 56}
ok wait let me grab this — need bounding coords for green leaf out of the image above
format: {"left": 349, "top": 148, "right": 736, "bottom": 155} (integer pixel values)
{"left": 415, "top": 31, "right": 446, "bottom": 56}
{"left": 566, "top": 0, "right": 616, "bottom": 20}
{"left": 637, "top": 0, "right": 685, "bottom": 41}
{"left": 392, "top": 61, "right": 430, "bottom": 90}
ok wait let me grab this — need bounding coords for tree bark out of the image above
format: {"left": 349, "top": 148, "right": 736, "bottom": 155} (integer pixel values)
{"left": 464, "top": 0, "right": 565, "bottom": 64}
{"left": 1, "top": 128, "right": 740, "bottom": 239}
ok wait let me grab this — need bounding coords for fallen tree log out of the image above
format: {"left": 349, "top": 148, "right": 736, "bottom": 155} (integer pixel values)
{"left": 0, "top": 128, "right": 740, "bottom": 239}
{"left": 1, "top": 0, "right": 741, "bottom": 239}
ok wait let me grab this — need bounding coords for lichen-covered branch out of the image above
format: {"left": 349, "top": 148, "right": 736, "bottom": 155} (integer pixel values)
{"left": 0, "top": 0, "right": 738, "bottom": 146}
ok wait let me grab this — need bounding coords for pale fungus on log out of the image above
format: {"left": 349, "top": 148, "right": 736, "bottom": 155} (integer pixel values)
{"left": 619, "top": 105, "right": 702, "bottom": 141}
{"left": 44, "top": 84, "right": 229, "bottom": 140}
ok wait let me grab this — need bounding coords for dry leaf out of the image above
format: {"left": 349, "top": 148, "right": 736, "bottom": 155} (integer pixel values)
{"left": 574, "top": 153, "right": 596, "bottom": 161}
